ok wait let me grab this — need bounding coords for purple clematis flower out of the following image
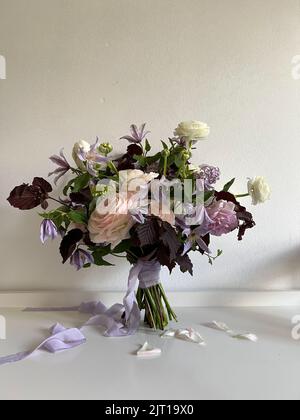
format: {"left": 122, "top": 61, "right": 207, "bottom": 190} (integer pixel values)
{"left": 70, "top": 249, "right": 94, "bottom": 271}
{"left": 49, "top": 149, "right": 71, "bottom": 185}
{"left": 77, "top": 138, "right": 108, "bottom": 176}
{"left": 40, "top": 219, "right": 58, "bottom": 244}
{"left": 183, "top": 226, "right": 211, "bottom": 255}
{"left": 121, "top": 124, "right": 150, "bottom": 144}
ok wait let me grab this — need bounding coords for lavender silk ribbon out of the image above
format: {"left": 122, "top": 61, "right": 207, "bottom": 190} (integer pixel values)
{"left": 0, "top": 260, "right": 161, "bottom": 366}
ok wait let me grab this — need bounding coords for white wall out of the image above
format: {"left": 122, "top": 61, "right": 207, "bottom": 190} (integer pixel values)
{"left": 0, "top": 0, "right": 299, "bottom": 292}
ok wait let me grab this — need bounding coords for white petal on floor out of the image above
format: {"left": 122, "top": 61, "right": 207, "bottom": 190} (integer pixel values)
{"left": 137, "top": 342, "right": 162, "bottom": 358}
{"left": 204, "top": 321, "right": 234, "bottom": 334}
{"left": 175, "top": 328, "right": 206, "bottom": 346}
{"left": 231, "top": 333, "right": 258, "bottom": 342}
{"left": 204, "top": 321, "right": 258, "bottom": 342}
{"left": 160, "top": 329, "right": 177, "bottom": 338}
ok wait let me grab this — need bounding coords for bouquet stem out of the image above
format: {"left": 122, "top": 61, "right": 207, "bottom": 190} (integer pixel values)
{"left": 136, "top": 284, "right": 177, "bottom": 331}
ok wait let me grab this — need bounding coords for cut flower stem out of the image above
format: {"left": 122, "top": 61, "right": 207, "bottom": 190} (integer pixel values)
{"left": 137, "top": 284, "right": 177, "bottom": 330}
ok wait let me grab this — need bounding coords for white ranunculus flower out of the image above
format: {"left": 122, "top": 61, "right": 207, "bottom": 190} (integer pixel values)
{"left": 72, "top": 140, "right": 90, "bottom": 170}
{"left": 119, "top": 169, "right": 159, "bottom": 193}
{"left": 174, "top": 121, "right": 210, "bottom": 141}
{"left": 248, "top": 177, "right": 271, "bottom": 205}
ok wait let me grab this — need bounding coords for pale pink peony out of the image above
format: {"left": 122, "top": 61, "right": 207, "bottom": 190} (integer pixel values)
{"left": 88, "top": 192, "right": 136, "bottom": 249}
{"left": 206, "top": 200, "right": 238, "bottom": 236}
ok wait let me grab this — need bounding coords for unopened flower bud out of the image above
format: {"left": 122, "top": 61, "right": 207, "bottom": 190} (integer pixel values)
{"left": 182, "top": 150, "right": 191, "bottom": 160}
{"left": 99, "top": 143, "right": 113, "bottom": 155}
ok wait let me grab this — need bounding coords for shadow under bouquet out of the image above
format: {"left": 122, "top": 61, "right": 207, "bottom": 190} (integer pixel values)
{"left": 7, "top": 121, "right": 270, "bottom": 335}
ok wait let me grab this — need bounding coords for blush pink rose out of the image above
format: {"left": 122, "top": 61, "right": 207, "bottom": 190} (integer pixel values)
{"left": 88, "top": 193, "right": 136, "bottom": 249}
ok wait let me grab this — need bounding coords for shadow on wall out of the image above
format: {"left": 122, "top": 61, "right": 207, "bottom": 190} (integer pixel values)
{"left": 240, "top": 248, "right": 300, "bottom": 291}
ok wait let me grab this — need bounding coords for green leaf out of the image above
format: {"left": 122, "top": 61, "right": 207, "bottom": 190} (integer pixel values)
{"left": 73, "top": 173, "right": 90, "bottom": 193}
{"left": 83, "top": 263, "right": 91, "bottom": 269}
{"left": 145, "top": 139, "right": 151, "bottom": 153}
{"left": 92, "top": 252, "right": 114, "bottom": 267}
{"left": 39, "top": 209, "right": 67, "bottom": 229}
{"left": 68, "top": 210, "right": 87, "bottom": 224}
{"left": 91, "top": 245, "right": 111, "bottom": 258}
{"left": 204, "top": 191, "right": 215, "bottom": 202}
{"left": 134, "top": 155, "right": 147, "bottom": 167}
{"left": 161, "top": 141, "right": 169, "bottom": 151}
{"left": 113, "top": 239, "right": 132, "bottom": 254}
{"left": 175, "top": 154, "right": 184, "bottom": 169}
{"left": 223, "top": 178, "right": 235, "bottom": 192}
{"left": 63, "top": 178, "right": 77, "bottom": 196}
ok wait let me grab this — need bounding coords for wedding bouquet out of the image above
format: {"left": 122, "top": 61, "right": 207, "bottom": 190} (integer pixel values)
{"left": 7, "top": 121, "right": 270, "bottom": 334}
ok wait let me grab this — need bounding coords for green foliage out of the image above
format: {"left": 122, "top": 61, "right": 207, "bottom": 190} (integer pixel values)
{"left": 208, "top": 249, "right": 223, "bottom": 265}
{"left": 223, "top": 178, "right": 235, "bottom": 192}
{"left": 91, "top": 245, "right": 114, "bottom": 266}
{"left": 68, "top": 210, "right": 88, "bottom": 225}
{"left": 39, "top": 208, "right": 70, "bottom": 229}
{"left": 145, "top": 139, "right": 151, "bottom": 153}
{"left": 73, "top": 173, "right": 91, "bottom": 193}
{"left": 112, "top": 239, "right": 132, "bottom": 254}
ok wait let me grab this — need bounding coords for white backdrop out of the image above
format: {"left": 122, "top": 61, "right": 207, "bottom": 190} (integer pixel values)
{"left": 0, "top": 0, "right": 299, "bottom": 292}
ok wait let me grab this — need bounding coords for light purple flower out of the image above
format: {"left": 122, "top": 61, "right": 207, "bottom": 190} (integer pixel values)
{"left": 40, "top": 219, "right": 58, "bottom": 244}
{"left": 176, "top": 204, "right": 212, "bottom": 235}
{"left": 197, "top": 165, "right": 221, "bottom": 190}
{"left": 77, "top": 138, "right": 108, "bottom": 176}
{"left": 183, "top": 226, "right": 211, "bottom": 255}
{"left": 206, "top": 200, "right": 239, "bottom": 236}
{"left": 70, "top": 249, "right": 94, "bottom": 271}
{"left": 172, "top": 137, "right": 188, "bottom": 148}
{"left": 49, "top": 149, "right": 71, "bottom": 184}
{"left": 121, "top": 124, "right": 150, "bottom": 144}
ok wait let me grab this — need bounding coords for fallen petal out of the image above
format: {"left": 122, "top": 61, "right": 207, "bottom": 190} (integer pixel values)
{"left": 204, "top": 321, "right": 234, "bottom": 334}
{"left": 204, "top": 321, "right": 258, "bottom": 343}
{"left": 232, "top": 333, "right": 258, "bottom": 342}
{"left": 175, "top": 328, "right": 206, "bottom": 346}
{"left": 137, "top": 342, "right": 162, "bottom": 358}
{"left": 160, "top": 329, "right": 177, "bottom": 338}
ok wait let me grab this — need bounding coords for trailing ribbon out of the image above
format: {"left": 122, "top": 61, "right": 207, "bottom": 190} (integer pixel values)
{"left": 0, "top": 260, "right": 161, "bottom": 366}
{"left": 0, "top": 323, "right": 86, "bottom": 366}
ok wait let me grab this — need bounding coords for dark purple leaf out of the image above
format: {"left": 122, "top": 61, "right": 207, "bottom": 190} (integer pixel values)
{"left": 215, "top": 190, "right": 240, "bottom": 206}
{"left": 70, "top": 188, "right": 92, "bottom": 205}
{"left": 7, "top": 184, "right": 43, "bottom": 210}
{"left": 160, "top": 222, "right": 181, "bottom": 261}
{"left": 59, "top": 229, "right": 84, "bottom": 264}
{"left": 41, "top": 200, "right": 49, "bottom": 210}
{"left": 237, "top": 210, "right": 256, "bottom": 241}
{"left": 177, "top": 254, "right": 193, "bottom": 275}
{"left": 116, "top": 154, "right": 135, "bottom": 171}
{"left": 156, "top": 244, "right": 176, "bottom": 273}
{"left": 127, "top": 144, "right": 143, "bottom": 157}
{"left": 135, "top": 218, "right": 160, "bottom": 247}
{"left": 8, "top": 177, "right": 53, "bottom": 211}
{"left": 32, "top": 177, "right": 53, "bottom": 193}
